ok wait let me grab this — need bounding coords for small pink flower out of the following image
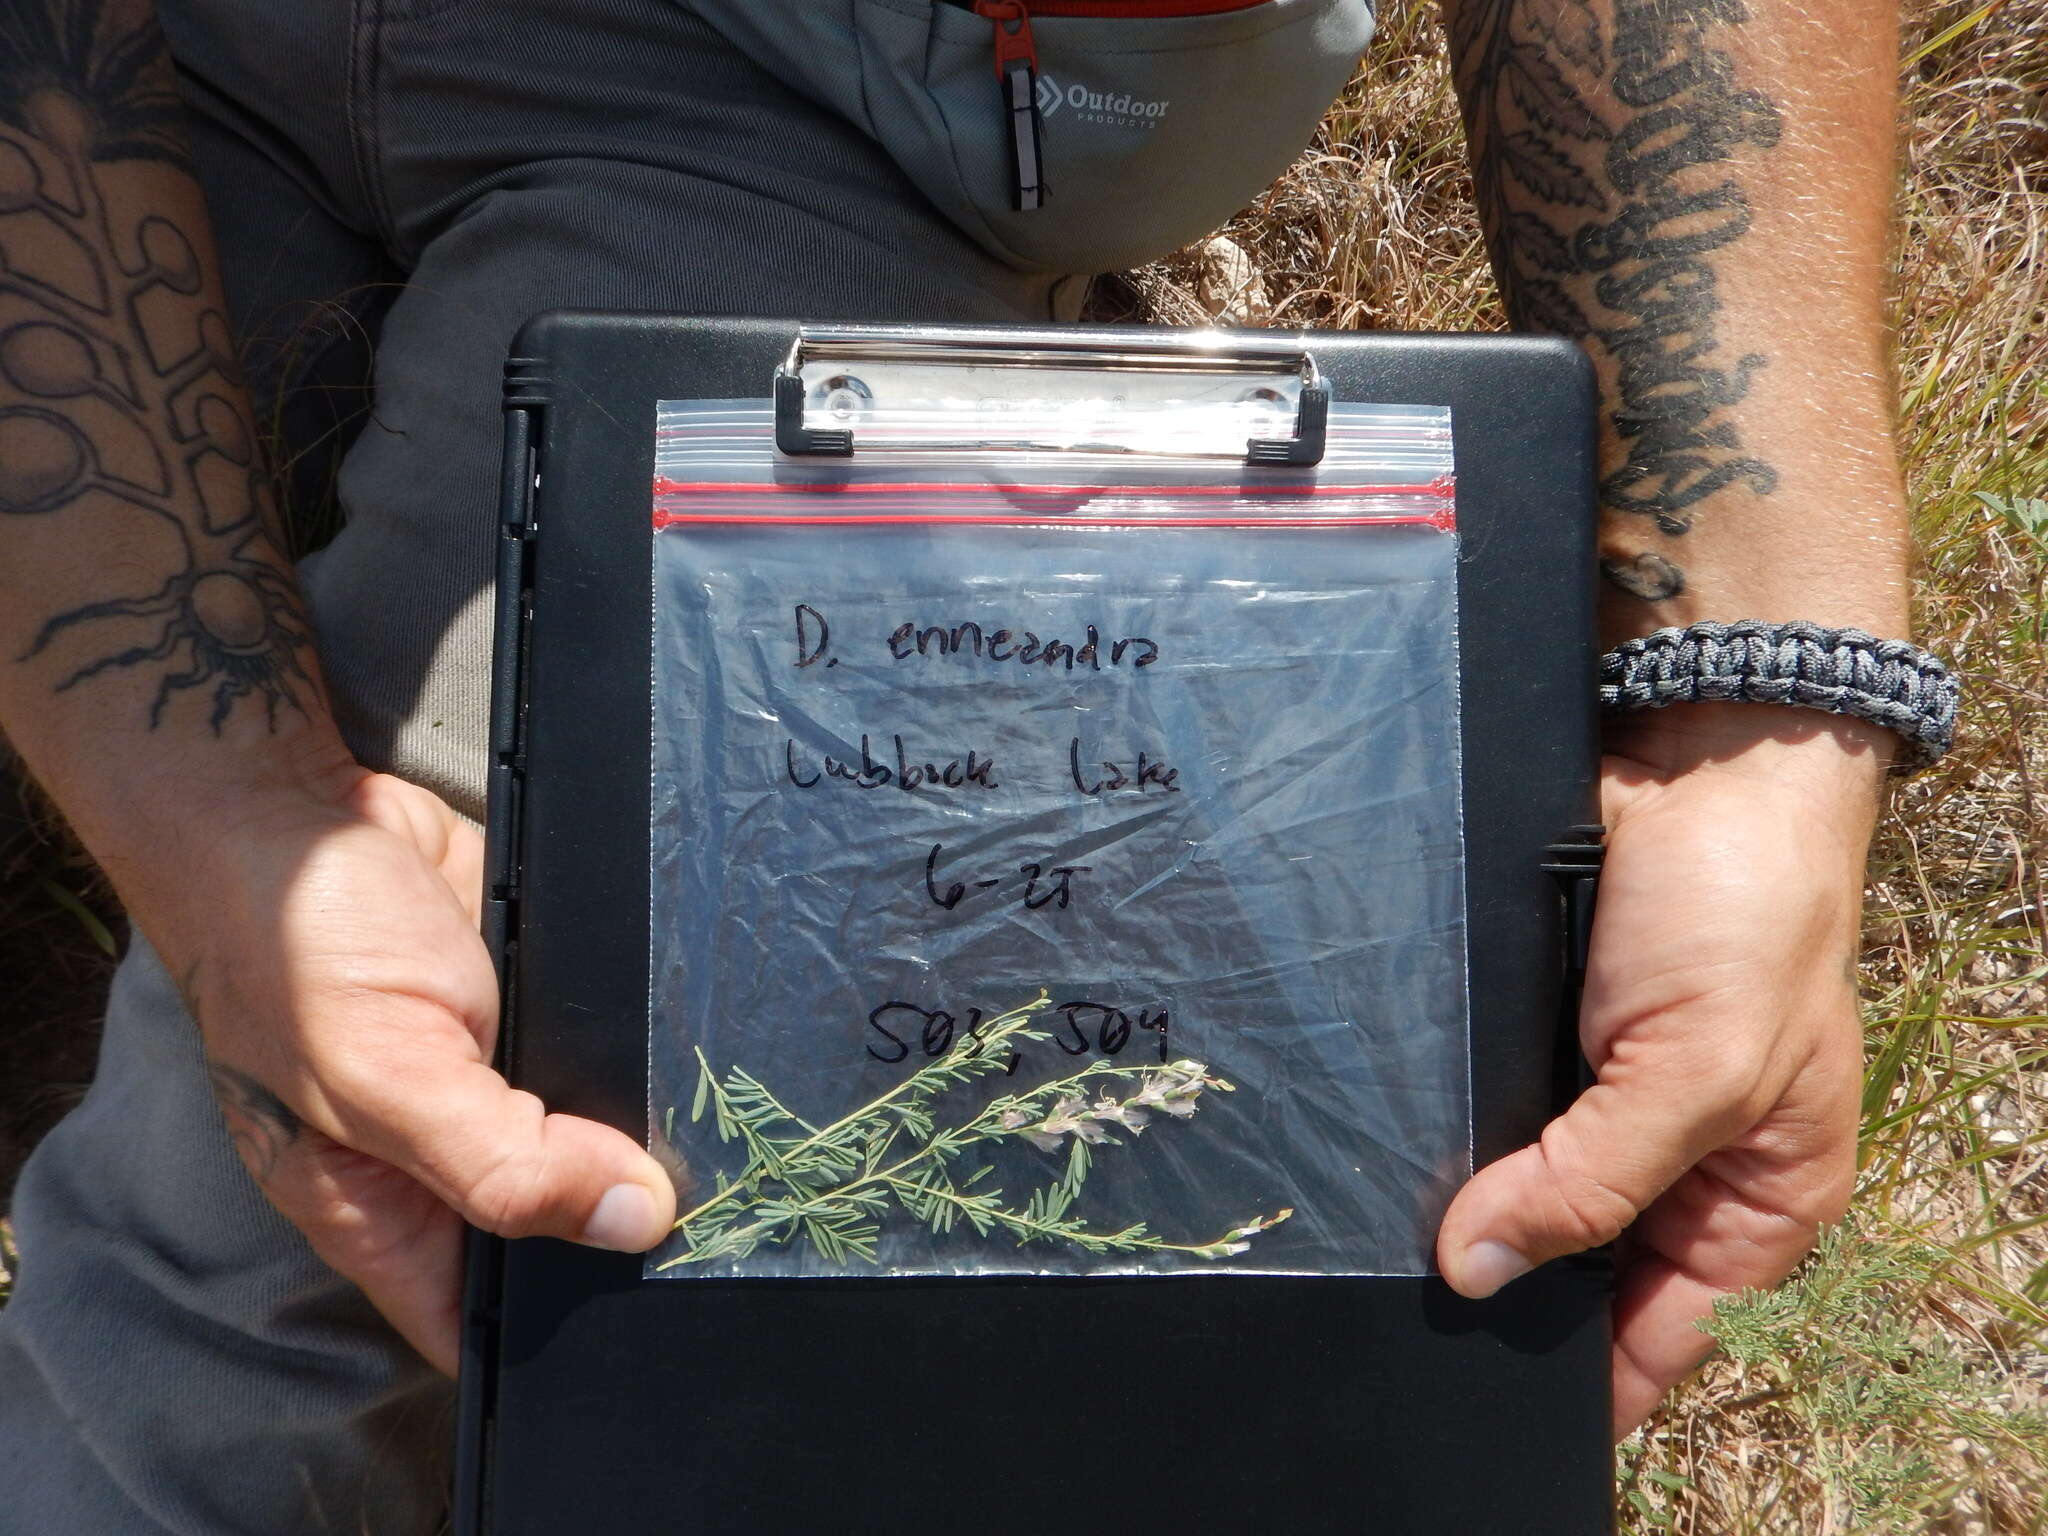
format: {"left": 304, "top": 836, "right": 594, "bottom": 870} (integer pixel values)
{"left": 1090, "top": 1097, "right": 1151, "bottom": 1134}
{"left": 1044, "top": 1095, "right": 1087, "bottom": 1132}
{"left": 1135, "top": 1061, "right": 1211, "bottom": 1110}
{"left": 1226, "top": 1209, "right": 1293, "bottom": 1242}
{"left": 1018, "top": 1094, "right": 1090, "bottom": 1151}
{"left": 1132, "top": 1075, "right": 1179, "bottom": 1110}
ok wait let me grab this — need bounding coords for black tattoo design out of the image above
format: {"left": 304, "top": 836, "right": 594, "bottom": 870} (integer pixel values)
{"left": 0, "top": 0, "right": 191, "bottom": 173}
{"left": 0, "top": 0, "right": 312, "bottom": 729}
{"left": 1600, "top": 549, "right": 1685, "bottom": 600}
{"left": 207, "top": 1059, "right": 302, "bottom": 1181}
{"left": 1451, "top": 0, "right": 1784, "bottom": 544}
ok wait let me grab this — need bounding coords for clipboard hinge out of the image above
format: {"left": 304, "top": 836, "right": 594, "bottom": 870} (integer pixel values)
{"left": 486, "top": 388, "right": 539, "bottom": 932}
{"left": 1541, "top": 825, "right": 1604, "bottom": 978}
{"left": 453, "top": 1224, "right": 504, "bottom": 1536}
{"left": 502, "top": 355, "right": 551, "bottom": 415}
{"left": 1543, "top": 825, "right": 1604, "bottom": 1106}
{"left": 460, "top": 374, "right": 539, "bottom": 1536}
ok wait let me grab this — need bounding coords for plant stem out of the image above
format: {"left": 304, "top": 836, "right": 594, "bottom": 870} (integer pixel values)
{"left": 668, "top": 997, "right": 1048, "bottom": 1233}
{"left": 877, "top": 1173, "right": 1220, "bottom": 1255}
{"left": 661, "top": 1126, "right": 993, "bottom": 1267}
{"left": 662, "top": 1132, "right": 1150, "bottom": 1267}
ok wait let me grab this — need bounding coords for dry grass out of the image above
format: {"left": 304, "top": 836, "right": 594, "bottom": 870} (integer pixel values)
{"left": 1109, "top": 0, "right": 2048, "bottom": 1529}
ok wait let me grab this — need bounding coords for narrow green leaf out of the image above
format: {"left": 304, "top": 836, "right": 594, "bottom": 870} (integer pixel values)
{"left": 40, "top": 880, "right": 116, "bottom": 958}
{"left": 690, "top": 1050, "right": 712, "bottom": 1122}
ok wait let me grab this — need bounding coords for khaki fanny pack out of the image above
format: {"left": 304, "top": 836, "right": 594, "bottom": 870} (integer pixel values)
{"left": 686, "top": 0, "right": 1376, "bottom": 274}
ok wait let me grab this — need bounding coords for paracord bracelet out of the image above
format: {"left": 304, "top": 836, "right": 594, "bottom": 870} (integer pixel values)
{"left": 1599, "top": 620, "right": 1959, "bottom": 772}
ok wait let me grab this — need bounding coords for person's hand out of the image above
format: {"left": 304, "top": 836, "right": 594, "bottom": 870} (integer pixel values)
{"left": 158, "top": 770, "right": 676, "bottom": 1375}
{"left": 1436, "top": 704, "right": 1887, "bottom": 1436}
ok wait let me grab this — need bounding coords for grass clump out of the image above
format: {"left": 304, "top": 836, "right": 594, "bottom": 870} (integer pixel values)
{"left": 1620, "top": 1222, "right": 2045, "bottom": 1533}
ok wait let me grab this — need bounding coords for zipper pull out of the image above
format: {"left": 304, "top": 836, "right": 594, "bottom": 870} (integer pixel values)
{"left": 975, "top": 0, "right": 1045, "bottom": 211}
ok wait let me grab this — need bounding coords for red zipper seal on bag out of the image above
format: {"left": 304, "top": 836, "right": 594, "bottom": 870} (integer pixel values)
{"left": 976, "top": 1, "right": 1047, "bottom": 211}
{"left": 653, "top": 478, "right": 1458, "bottom": 532}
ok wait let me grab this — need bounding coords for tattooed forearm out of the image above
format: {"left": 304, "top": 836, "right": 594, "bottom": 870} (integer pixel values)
{"left": 1447, "top": 0, "right": 1785, "bottom": 594}
{"left": 0, "top": 0, "right": 313, "bottom": 730}
{"left": 207, "top": 1060, "right": 302, "bottom": 1180}
{"left": 1601, "top": 548, "right": 1687, "bottom": 600}
{"left": 188, "top": 961, "right": 301, "bottom": 1179}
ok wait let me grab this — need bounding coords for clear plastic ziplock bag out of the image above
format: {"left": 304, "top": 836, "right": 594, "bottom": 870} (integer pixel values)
{"left": 647, "top": 400, "right": 1466, "bottom": 1279}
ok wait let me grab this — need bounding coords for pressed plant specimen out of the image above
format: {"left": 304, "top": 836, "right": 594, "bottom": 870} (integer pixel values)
{"left": 658, "top": 995, "right": 1291, "bottom": 1270}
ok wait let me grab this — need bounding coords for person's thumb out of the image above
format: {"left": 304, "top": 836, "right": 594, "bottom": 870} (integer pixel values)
{"left": 326, "top": 1041, "right": 677, "bottom": 1252}
{"left": 1434, "top": 1048, "right": 1753, "bottom": 1299}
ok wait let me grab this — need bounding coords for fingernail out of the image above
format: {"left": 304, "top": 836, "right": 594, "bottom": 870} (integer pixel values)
{"left": 1456, "top": 1240, "right": 1532, "bottom": 1298}
{"left": 581, "top": 1183, "right": 660, "bottom": 1252}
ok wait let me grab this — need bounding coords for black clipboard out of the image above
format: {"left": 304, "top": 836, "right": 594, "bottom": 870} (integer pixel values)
{"left": 459, "top": 314, "right": 1613, "bottom": 1535}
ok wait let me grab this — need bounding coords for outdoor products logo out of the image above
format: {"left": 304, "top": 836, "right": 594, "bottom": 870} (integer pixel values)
{"left": 1036, "top": 72, "right": 1169, "bottom": 130}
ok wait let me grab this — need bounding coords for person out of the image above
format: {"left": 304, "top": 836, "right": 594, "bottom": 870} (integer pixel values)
{"left": 0, "top": 0, "right": 1940, "bottom": 1529}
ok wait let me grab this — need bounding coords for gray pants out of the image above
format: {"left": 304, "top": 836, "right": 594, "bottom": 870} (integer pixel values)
{"left": 0, "top": 3, "right": 1070, "bottom": 1530}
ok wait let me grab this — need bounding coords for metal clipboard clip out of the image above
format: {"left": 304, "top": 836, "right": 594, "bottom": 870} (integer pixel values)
{"left": 773, "top": 325, "right": 1331, "bottom": 467}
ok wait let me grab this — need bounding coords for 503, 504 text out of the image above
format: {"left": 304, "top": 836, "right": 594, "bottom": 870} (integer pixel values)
{"left": 865, "top": 998, "right": 1172, "bottom": 1068}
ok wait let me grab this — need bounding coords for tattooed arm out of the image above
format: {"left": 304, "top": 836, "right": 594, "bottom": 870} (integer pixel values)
{"left": 1445, "top": 0, "right": 1909, "bottom": 624}
{"left": 0, "top": 0, "right": 347, "bottom": 851}
{"left": 1436, "top": 0, "right": 1907, "bottom": 1433}
{"left": 0, "top": 0, "right": 672, "bottom": 1373}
